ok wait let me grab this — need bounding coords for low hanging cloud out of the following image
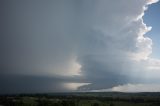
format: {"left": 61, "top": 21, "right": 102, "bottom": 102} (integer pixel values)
{"left": 92, "top": 83, "right": 160, "bottom": 92}
{"left": 1, "top": 0, "right": 160, "bottom": 93}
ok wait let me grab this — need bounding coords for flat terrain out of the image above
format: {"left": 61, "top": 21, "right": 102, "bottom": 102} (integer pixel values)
{"left": 1, "top": 92, "right": 160, "bottom": 106}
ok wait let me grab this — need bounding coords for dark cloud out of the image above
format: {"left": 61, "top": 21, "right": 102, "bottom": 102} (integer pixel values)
{"left": 0, "top": 74, "right": 88, "bottom": 94}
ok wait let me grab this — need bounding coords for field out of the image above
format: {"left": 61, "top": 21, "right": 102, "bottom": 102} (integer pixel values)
{"left": 1, "top": 92, "right": 160, "bottom": 106}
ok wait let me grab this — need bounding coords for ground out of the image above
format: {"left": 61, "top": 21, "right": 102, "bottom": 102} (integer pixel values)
{"left": 1, "top": 92, "right": 160, "bottom": 106}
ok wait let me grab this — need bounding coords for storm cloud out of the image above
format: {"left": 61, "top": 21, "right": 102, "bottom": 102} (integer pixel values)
{"left": 1, "top": 0, "right": 160, "bottom": 93}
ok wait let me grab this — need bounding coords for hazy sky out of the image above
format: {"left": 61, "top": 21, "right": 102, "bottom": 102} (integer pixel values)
{"left": 1, "top": 0, "right": 160, "bottom": 94}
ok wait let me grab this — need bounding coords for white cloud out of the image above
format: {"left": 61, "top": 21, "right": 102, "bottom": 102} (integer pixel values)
{"left": 147, "top": 0, "right": 159, "bottom": 4}
{"left": 95, "top": 83, "right": 160, "bottom": 92}
{"left": 77, "top": 0, "right": 160, "bottom": 91}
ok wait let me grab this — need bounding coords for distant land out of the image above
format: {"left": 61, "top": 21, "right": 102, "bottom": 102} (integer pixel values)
{"left": 1, "top": 92, "right": 160, "bottom": 106}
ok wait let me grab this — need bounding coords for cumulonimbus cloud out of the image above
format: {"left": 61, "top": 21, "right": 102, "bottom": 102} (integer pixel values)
{"left": 76, "top": 0, "right": 160, "bottom": 91}
{"left": 1, "top": 0, "right": 160, "bottom": 93}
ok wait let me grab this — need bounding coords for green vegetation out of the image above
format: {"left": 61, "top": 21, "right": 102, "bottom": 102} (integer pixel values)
{"left": 1, "top": 92, "right": 160, "bottom": 106}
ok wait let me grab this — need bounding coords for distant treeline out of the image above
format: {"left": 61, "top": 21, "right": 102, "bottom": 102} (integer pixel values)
{"left": 1, "top": 92, "right": 160, "bottom": 106}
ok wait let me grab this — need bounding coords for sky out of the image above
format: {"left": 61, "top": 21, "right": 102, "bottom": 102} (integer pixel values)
{"left": 144, "top": 1, "right": 160, "bottom": 58}
{"left": 1, "top": 0, "right": 160, "bottom": 94}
